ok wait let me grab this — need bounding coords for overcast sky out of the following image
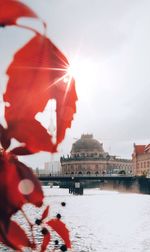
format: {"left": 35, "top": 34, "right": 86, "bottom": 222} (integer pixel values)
{"left": 1, "top": 0, "right": 150, "bottom": 168}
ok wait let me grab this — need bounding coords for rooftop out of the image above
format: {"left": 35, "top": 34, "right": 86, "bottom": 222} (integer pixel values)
{"left": 71, "top": 134, "right": 104, "bottom": 154}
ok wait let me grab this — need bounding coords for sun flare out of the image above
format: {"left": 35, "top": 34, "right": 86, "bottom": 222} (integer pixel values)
{"left": 68, "top": 58, "right": 98, "bottom": 98}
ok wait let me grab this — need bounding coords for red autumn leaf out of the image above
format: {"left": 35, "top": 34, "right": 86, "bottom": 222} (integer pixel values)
{"left": 0, "top": 225, "right": 6, "bottom": 247}
{"left": 0, "top": 151, "right": 43, "bottom": 227}
{"left": 42, "top": 206, "right": 50, "bottom": 220}
{"left": 4, "top": 34, "right": 77, "bottom": 154}
{"left": 0, "top": 220, "right": 33, "bottom": 250}
{"left": 0, "top": 222, "right": 18, "bottom": 250}
{"left": 47, "top": 219, "right": 71, "bottom": 248}
{"left": 10, "top": 146, "right": 32, "bottom": 155}
{"left": 12, "top": 156, "right": 44, "bottom": 207}
{"left": 7, "top": 220, "right": 33, "bottom": 249}
{"left": 0, "top": 125, "right": 10, "bottom": 150}
{"left": 41, "top": 232, "right": 51, "bottom": 252}
{"left": 0, "top": 0, "right": 37, "bottom": 26}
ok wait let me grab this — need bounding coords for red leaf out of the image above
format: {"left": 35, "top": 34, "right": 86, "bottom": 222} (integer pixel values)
{"left": 47, "top": 219, "right": 71, "bottom": 248}
{"left": 0, "top": 125, "right": 10, "bottom": 150}
{"left": 4, "top": 34, "right": 77, "bottom": 153}
{"left": 0, "top": 225, "right": 6, "bottom": 246}
{"left": 41, "top": 232, "right": 50, "bottom": 252}
{"left": 10, "top": 146, "right": 32, "bottom": 155}
{"left": 13, "top": 157, "right": 44, "bottom": 207}
{"left": 0, "top": 220, "right": 33, "bottom": 250}
{"left": 0, "top": 222, "right": 18, "bottom": 250}
{"left": 0, "top": 152, "right": 43, "bottom": 226}
{"left": 0, "top": 0, "right": 37, "bottom": 26}
{"left": 42, "top": 206, "right": 50, "bottom": 220}
{"left": 7, "top": 220, "right": 33, "bottom": 249}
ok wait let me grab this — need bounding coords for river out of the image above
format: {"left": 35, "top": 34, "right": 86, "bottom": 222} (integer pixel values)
{"left": 1, "top": 187, "right": 150, "bottom": 251}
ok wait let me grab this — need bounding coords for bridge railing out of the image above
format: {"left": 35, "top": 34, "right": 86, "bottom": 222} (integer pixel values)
{"left": 37, "top": 173, "right": 135, "bottom": 178}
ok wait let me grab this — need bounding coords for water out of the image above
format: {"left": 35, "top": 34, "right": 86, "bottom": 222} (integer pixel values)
{"left": 1, "top": 187, "right": 150, "bottom": 251}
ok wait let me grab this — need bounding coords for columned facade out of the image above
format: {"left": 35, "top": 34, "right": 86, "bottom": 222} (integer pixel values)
{"left": 61, "top": 134, "right": 132, "bottom": 175}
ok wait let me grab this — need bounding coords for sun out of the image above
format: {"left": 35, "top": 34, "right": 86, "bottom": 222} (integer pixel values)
{"left": 68, "top": 57, "right": 98, "bottom": 99}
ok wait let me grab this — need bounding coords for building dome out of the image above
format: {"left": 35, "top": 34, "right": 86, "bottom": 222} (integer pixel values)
{"left": 61, "top": 133, "right": 132, "bottom": 176}
{"left": 71, "top": 134, "right": 104, "bottom": 155}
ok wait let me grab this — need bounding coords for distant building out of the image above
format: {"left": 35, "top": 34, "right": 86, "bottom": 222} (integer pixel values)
{"left": 60, "top": 134, "right": 132, "bottom": 175}
{"left": 34, "top": 161, "right": 61, "bottom": 176}
{"left": 44, "top": 161, "right": 61, "bottom": 174}
{"left": 132, "top": 143, "right": 150, "bottom": 176}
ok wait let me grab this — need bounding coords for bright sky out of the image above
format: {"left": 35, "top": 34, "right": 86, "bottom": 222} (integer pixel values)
{"left": 1, "top": 0, "right": 150, "bottom": 168}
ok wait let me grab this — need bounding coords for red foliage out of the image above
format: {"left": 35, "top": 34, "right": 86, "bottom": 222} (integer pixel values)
{"left": 0, "top": 0, "right": 37, "bottom": 26}
{"left": 0, "top": 0, "right": 75, "bottom": 250}
{"left": 4, "top": 34, "right": 77, "bottom": 154}
{"left": 47, "top": 219, "right": 71, "bottom": 249}
{"left": 41, "top": 232, "right": 51, "bottom": 252}
{"left": 0, "top": 125, "right": 10, "bottom": 150}
{"left": 0, "top": 151, "right": 43, "bottom": 227}
{"left": 42, "top": 206, "right": 50, "bottom": 220}
{"left": 0, "top": 220, "right": 34, "bottom": 250}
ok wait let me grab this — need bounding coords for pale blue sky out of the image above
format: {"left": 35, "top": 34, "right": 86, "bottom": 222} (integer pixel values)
{"left": 1, "top": 0, "right": 150, "bottom": 168}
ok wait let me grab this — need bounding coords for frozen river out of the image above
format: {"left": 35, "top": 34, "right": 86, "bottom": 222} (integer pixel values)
{"left": 1, "top": 187, "right": 150, "bottom": 251}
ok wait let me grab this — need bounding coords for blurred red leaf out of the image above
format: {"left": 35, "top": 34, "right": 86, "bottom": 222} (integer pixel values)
{"left": 47, "top": 219, "right": 71, "bottom": 248}
{"left": 0, "top": 0, "right": 37, "bottom": 26}
{"left": 0, "top": 152, "right": 43, "bottom": 227}
{"left": 0, "top": 226, "right": 6, "bottom": 247}
{"left": 0, "top": 223, "right": 18, "bottom": 250}
{"left": 0, "top": 125, "right": 10, "bottom": 150}
{"left": 10, "top": 146, "right": 32, "bottom": 155}
{"left": 42, "top": 206, "right": 50, "bottom": 220}
{"left": 4, "top": 34, "right": 77, "bottom": 153}
{"left": 9, "top": 220, "right": 33, "bottom": 249}
{"left": 0, "top": 220, "right": 34, "bottom": 250}
{"left": 41, "top": 232, "right": 50, "bottom": 252}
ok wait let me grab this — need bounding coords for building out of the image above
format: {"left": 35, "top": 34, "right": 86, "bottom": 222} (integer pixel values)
{"left": 34, "top": 161, "right": 61, "bottom": 176}
{"left": 132, "top": 143, "right": 150, "bottom": 176}
{"left": 61, "top": 134, "right": 132, "bottom": 175}
{"left": 44, "top": 161, "right": 61, "bottom": 175}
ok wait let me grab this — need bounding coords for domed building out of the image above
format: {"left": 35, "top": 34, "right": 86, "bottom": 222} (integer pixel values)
{"left": 71, "top": 134, "right": 107, "bottom": 158}
{"left": 61, "top": 134, "right": 132, "bottom": 175}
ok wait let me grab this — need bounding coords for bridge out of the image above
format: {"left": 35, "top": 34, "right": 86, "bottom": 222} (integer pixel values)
{"left": 37, "top": 174, "right": 150, "bottom": 195}
{"left": 38, "top": 174, "right": 140, "bottom": 195}
{"left": 38, "top": 174, "right": 135, "bottom": 182}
